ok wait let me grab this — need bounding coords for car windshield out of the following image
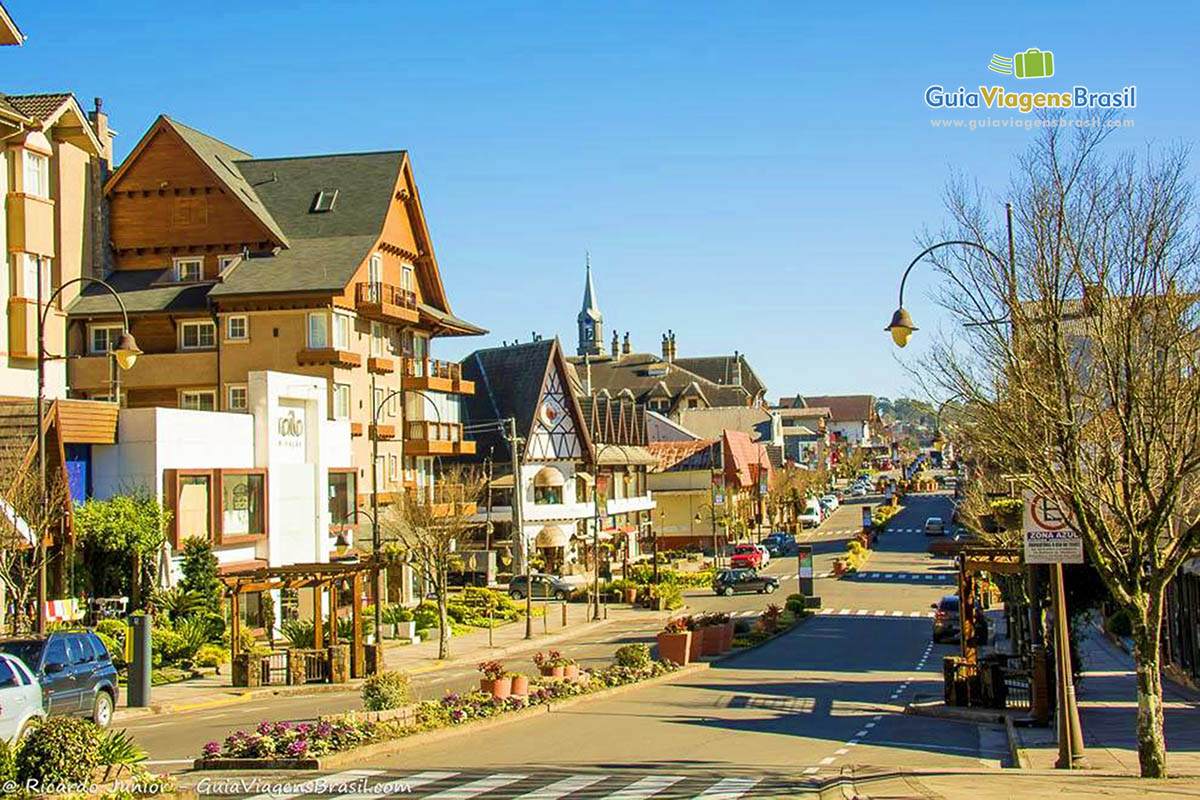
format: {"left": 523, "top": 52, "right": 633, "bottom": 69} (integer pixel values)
{"left": 734, "top": 545, "right": 755, "bottom": 553}
{"left": 927, "top": 518, "right": 943, "bottom": 525}
{"left": 0, "top": 639, "right": 44, "bottom": 667}
{"left": 940, "top": 597, "right": 960, "bottom": 611}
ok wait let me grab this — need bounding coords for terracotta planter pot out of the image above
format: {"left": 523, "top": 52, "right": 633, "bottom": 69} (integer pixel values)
{"left": 539, "top": 665, "right": 565, "bottom": 678}
{"left": 687, "top": 625, "right": 705, "bottom": 661}
{"left": 510, "top": 674, "right": 529, "bottom": 695}
{"left": 833, "top": 560, "right": 847, "bottom": 577}
{"left": 563, "top": 664, "right": 581, "bottom": 681}
{"left": 624, "top": 587, "right": 639, "bottom": 604}
{"left": 721, "top": 622, "right": 734, "bottom": 652}
{"left": 656, "top": 631, "right": 691, "bottom": 666}
{"left": 480, "top": 676, "right": 512, "bottom": 699}
{"left": 701, "top": 625, "right": 723, "bottom": 656}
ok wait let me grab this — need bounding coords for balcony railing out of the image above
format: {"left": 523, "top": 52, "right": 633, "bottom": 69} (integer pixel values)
{"left": 401, "top": 357, "right": 475, "bottom": 395}
{"left": 404, "top": 482, "right": 478, "bottom": 514}
{"left": 355, "top": 282, "right": 420, "bottom": 324}
{"left": 405, "top": 420, "right": 475, "bottom": 455}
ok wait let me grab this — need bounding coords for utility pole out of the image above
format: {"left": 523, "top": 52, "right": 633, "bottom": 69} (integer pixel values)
{"left": 35, "top": 255, "right": 46, "bottom": 635}
{"left": 370, "top": 372, "right": 381, "bottom": 645}
{"left": 505, "top": 417, "right": 531, "bottom": 639}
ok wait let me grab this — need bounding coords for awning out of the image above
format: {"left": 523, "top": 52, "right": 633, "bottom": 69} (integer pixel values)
{"left": 595, "top": 445, "right": 659, "bottom": 466}
{"left": 534, "top": 466, "right": 566, "bottom": 488}
{"left": 536, "top": 525, "right": 570, "bottom": 548}
{"left": 575, "top": 472, "right": 595, "bottom": 485}
{"left": 488, "top": 473, "right": 515, "bottom": 489}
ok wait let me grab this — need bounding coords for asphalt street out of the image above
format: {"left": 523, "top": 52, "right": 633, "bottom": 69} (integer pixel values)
{"left": 169, "top": 493, "right": 1011, "bottom": 798}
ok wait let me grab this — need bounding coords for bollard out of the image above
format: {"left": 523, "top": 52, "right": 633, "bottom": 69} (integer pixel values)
{"left": 561, "top": 601, "right": 568, "bottom": 627}
{"left": 127, "top": 613, "right": 152, "bottom": 707}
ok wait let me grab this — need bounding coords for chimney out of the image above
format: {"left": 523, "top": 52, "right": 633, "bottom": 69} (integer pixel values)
{"left": 622, "top": 331, "right": 631, "bottom": 356}
{"left": 87, "top": 97, "right": 114, "bottom": 170}
{"left": 733, "top": 350, "right": 743, "bottom": 387}
{"left": 669, "top": 330, "right": 677, "bottom": 362}
{"left": 661, "top": 333, "right": 671, "bottom": 363}
{"left": 611, "top": 330, "right": 620, "bottom": 359}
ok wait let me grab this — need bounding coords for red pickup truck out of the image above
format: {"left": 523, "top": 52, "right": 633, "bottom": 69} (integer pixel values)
{"left": 729, "top": 544, "right": 764, "bottom": 569}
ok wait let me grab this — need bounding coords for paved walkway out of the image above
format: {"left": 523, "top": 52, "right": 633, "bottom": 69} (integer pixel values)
{"left": 115, "top": 599, "right": 667, "bottom": 720}
{"left": 1014, "top": 621, "right": 1200, "bottom": 775}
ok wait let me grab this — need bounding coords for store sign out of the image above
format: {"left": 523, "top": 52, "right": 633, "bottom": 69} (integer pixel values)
{"left": 1022, "top": 489, "right": 1083, "bottom": 564}
{"left": 712, "top": 473, "right": 726, "bottom": 506}
{"left": 861, "top": 506, "right": 872, "bottom": 530}
{"left": 273, "top": 399, "right": 307, "bottom": 458}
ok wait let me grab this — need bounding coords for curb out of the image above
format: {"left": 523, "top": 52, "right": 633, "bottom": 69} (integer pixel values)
{"left": 1004, "top": 715, "right": 1030, "bottom": 769}
{"left": 904, "top": 700, "right": 1007, "bottom": 725}
{"left": 190, "top": 662, "right": 709, "bottom": 772}
{"left": 708, "top": 614, "right": 814, "bottom": 665}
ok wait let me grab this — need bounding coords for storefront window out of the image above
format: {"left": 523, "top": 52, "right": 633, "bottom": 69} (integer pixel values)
{"left": 534, "top": 486, "right": 563, "bottom": 505}
{"left": 177, "top": 474, "right": 211, "bottom": 541}
{"left": 221, "top": 473, "right": 265, "bottom": 537}
{"left": 329, "top": 470, "right": 357, "bottom": 526}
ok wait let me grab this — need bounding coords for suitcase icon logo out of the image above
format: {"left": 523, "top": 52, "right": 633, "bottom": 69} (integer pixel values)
{"left": 988, "top": 48, "right": 1054, "bottom": 79}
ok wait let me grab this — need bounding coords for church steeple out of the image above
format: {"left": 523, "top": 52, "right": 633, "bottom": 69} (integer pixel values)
{"left": 577, "top": 252, "right": 603, "bottom": 357}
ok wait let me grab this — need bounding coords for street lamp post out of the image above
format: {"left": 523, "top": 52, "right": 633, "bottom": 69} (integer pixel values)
{"left": 590, "top": 443, "right": 632, "bottom": 622}
{"left": 36, "top": 273, "right": 140, "bottom": 633}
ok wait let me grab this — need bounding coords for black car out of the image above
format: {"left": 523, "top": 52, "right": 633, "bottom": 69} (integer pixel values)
{"left": 931, "top": 595, "right": 961, "bottom": 643}
{"left": 0, "top": 629, "right": 119, "bottom": 727}
{"left": 508, "top": 574, "right": 573, "bottom": 601}
{"left": 713, "top": 568, "right": 779, "bottom": 596}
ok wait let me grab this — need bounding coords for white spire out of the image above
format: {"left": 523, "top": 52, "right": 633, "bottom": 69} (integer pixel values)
{"left": 580, "top": 251, "right": 601, "bottom": 320}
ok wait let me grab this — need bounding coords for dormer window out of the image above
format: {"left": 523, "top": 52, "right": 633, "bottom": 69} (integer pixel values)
{"left": 174, "top": 257, "right": 203, "bottom": 282}
{"left": 312, "top": 189, "right": 339, "bottom": 213}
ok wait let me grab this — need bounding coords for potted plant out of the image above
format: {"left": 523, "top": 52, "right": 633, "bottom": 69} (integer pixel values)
{"left": 703, "top": 612, "right": 731, "bottom": 655}
{"left": 657, "top": 618, "right": 691, "bottom": 666}
{"left": 683, "top": 615, "right": 707, "bottom": 661}
{"left": 533, "top": 650, "right": 566, "bottom": 678}
{"left": 761, "top": 604, "right": 783, "bottom": 633}
{"left": 478, "top": 660, "right": 512, "bottom": 699}
{"left": 562, "top": 656, "right": 581, "bottom": 681}
{"left": 509, "top": 672, "right": 529, "bottom": 696}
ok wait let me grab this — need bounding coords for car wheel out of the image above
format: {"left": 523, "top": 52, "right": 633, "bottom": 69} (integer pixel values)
{"left": 16, "top": 718, "right": 39, "bottom": 741}
{"left": 764, "top": 583, "right": 777, "bottom": 594}
{"left": 554, "top": 590, "right": 568, "bottom": 601}
{"left": 510, "top": 590, "right": 524, "bottom": 600}
{"left": 92, "top": 690, "right": 114, "bottom": 728}
{"left": 723, "top": 586, "right": 734, "bottom": 597}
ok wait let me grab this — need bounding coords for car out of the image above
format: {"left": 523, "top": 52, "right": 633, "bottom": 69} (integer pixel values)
{"left": 0, "top": 629, "right": 119, "bottom": 727}
{"left": 761, "top": 532, "right": 796, "bottom": 556}
{"left": 713, "top": 568, "right": 779, "bottom": 596}
{"left": 754, "top": 543, "right": 771, "bottom": 566}
{"left": 931, "top": 595, "right": 961, "bottom": 642}
{"left": 730, "top": 544, "right": 765, "bottom": 569}
{"left": 798, "top": 501, "right": 823, "bottom": 528}
{"left": 850, "top": 486, "right": 867, "bottom": 497}
{"left": 0, "top": 653, "right": 45, "bottom": 744}
{"left": 507, "top": 573, "right": 573, "bottom": 601}
{"left": 924, "top": 516, "right": 946, "bottom": 536}
{"left": 820, "top": 494, "right": 839, "bottom": 511}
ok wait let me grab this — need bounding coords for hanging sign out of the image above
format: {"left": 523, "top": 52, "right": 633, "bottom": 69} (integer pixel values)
{"left": 712, "top": 474, "right": 726, "bottom": 507}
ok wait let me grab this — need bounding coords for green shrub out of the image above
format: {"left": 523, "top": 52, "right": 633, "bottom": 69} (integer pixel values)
{"left": 614, "top": 643, "right": 651, "bottom": 669}
{"left": 281, "top": 619, "right": 315, "bottom": 648}
{"left": 96, "top": 618, "right": 127, "bottom": 642}
{"left": 95, "top": 631, "right": 122, "bottom": 665}
{"left": 17, "top": 716, "right": 103, "bottom": 786}
{"left": 649, "top": 582, "right": 684, "bottom": 610}
{"left": 361, "top": 670, "right": 411, "bottom": 711}
{"left": 785, "top": 594, "right": 807, "bottom": 615}
{"left": 412, "top": 604, "right": 439, "bottom": 629}
{"left": 97, "top": 728, "right": 147, "bottom": 775}
{"left": 194, "top": 644, "right": 227, "bottom": 668}
{"left": 150, "top": 627, "right": 190, "bottom": 668}
{"left": 0, "top": 737, "right": 17, "bottom": 784}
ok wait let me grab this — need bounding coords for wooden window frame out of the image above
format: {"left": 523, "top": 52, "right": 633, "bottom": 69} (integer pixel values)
{"left": 227, "top": 384, "right": 248, "bottom": 411}
{"left": 214, "top": 468, "right": 269, "bottom": 545}
{"left": 328, "top": 467, "right": 358, "bottom": 530}
{"left": 88, "top": 323, "right": 123, "bottom": 355}
{"left": 173, "top": 256, "right": 204, "bottom": 283}
{"left": 179, "top": 320, "right": 216, "bottom": 350}
{"left": 180, "top": 389, "right": 217, "bottom": 411}
{"left": 163, "top": 468, "right": 217, "bottom": 549}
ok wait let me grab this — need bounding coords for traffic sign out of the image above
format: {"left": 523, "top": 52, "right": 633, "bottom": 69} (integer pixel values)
{"left": 1022, "top": 489, "right": 1083, "bottom": 564}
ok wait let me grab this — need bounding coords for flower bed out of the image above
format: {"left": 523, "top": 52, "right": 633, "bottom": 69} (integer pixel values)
{"left": 197, "top": 660, "right": 681, "bottom": 769}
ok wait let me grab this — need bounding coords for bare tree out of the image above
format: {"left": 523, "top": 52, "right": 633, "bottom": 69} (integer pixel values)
{"left": 0, "top": 444, "right": 68, "bottom": 634}
{"left": 918, "top": 115, "right": 1200, "bottom": 777}
{"left": 379, "top": 467, "right": 486, "bottom": 660}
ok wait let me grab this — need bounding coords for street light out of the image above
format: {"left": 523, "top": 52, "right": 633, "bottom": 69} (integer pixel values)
{"left": 36, "top": 273, "right": 140, "bottom": 634}
{"left": 590, "top": 443, "right": 633, "bottom": 622}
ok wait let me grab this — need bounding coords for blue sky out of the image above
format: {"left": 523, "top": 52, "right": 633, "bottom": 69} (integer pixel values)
{"left": 5, "top": 1, "right": 1196, "bottom": 399}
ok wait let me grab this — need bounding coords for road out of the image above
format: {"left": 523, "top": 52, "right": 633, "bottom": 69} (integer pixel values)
{"left": 171, "top": 492, "right": 1012, "bottom": 797}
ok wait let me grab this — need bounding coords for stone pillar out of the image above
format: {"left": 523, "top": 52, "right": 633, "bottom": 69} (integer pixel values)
{"left": 232, "top": 653, "right": 263, "bottom": 688}
{"left": 286, "top": 649, "right": 307, "bottom": 686}
{"left": 328, "top": 644, "right": 350, "bottom": 684}
{"left": 365, "top": 643, "right": 385, "bottom": 676}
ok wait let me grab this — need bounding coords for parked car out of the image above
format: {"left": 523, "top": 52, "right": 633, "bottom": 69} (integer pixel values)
{"left": 820, "top": 494, "right": 839, "bottom": 511}
{"left": 0, "top": 629, "right": 118, "bottom": 727}
{"left": 754, "top": 543, "right": 771, "bottom": 566}
{"left": 931, "top": 595, "right": 961, "bottom": 642}
{"left": 507, "top": 573, "right": 573, "bottom": 601}
{"left": 761, "top": 532, "right": 796, "bottom": 556}
{"left": 730, "top": 544, "right": 765, "bottom": 569}
{"left": 0, "top": 653, "right": 45, "bottom": 744}
{"left": 798, "top": 500, "right": 823, "bottom": 528}
{"left": 713, "top": 568, "right": 779, "bottom": 596}
{"left": 924, "top": 516, "right": 946, "bottom": 536}
{"left": 850, "top": 486, "right": 868, "bottom": 497}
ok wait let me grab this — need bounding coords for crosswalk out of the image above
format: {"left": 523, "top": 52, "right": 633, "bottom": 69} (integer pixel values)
{"left": 816, "top": 607, "right": 936, "bottom": 618}
{"left": 230, "top": 771, "right": 783, "bottom": 800}
{"left": 841, "top": 571, "right": 955, "bottom": 583}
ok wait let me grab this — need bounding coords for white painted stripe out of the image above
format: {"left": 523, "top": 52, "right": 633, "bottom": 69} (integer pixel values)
{"left": 884, "top": 573, "right": 894, "bottom": 578}
{"left": 604, "top": 775, "right": 686, "bottom": 799}
{"left": 423, "top": 774, "right": 528, "bottom": 800}
{"left": 516, "top": 775, "right": 607, "bottom": 799}
{"left": 839, "top": 608, "right": 851, "bottom": 615}
{"left": 874, "top": 610, "right": 886, "bottom": 616}
{"left": 909, "top": 611, "right": 920, "bottom": 617}
{"left": 865, "top": 722, "right": 876, "bottom": 728}
{"left": 691, "top": 777, "right": 761, "bottom": 799}
{"left": 856, "top": 609, "right": 869, "bottom": 615}
{"left": 819, "top": 757, "right": 835, "bottom": 765}
{"left": 835, "top": 748, "right": 849, "bottom": 755}
{"left": 891, "top": 611, "right": 903, "bottom": 617}
{"left": 873, "top": 714, "right": 883, "bottom": 720}
{"left": 855, "top": 729, "right": 869, "bottom": 737}
{"left": 303, "top": 770, "right": 432, "bottom": 800}
{"left": 802, "top": 767, "right": 819, "bottom": 775}
{"left": 926, "top": 611, "right": 935, "bottom": 618}
{"left": 847, "top": 740, "right": 860, "bottom": 746}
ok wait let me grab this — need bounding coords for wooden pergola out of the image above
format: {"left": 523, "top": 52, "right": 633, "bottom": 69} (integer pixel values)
{"left": 220, "top": 557, "right": 383, "bottom": 678}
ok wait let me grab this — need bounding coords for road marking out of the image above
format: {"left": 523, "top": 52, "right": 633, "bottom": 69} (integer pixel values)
{"left": 873, "top": 714, "right": 883, "bottom": 720}
{"left": 245, "top": 769, "right": 389, "bottom": 800}
{"left": 891, "top": 611, "right": 903, "bottom": 617}
{"left": 605, "top": 776, "right": 686, "bottom": 799}
{"left": 855, "top": 729, "right": 869, "bottom": 737}
{"left": 839, "top": 608, "right": 851, "bottom": 615}
{"left": 516, "top": 775, "right": 608, "bottom": 799}
{"left": 819, "top": 757, "right": 835, "bottom": 765}
{"left": 865, "top": 722, "right": 876, "bottom": 729}
{"left": 802, "top": 767, "right": 820, "bottom": 775}
{"left": 847, "top": 740, "right": 860, "bottom": 746}
{"left": 874, "top": 610, "right": 886, "bottom": 616}
{"left": 909, "top": 612, "right": 920, "bottom": 617}
{"left": 691, "top": 777, "right": 761, "bottom": 799}
{"left": 855, "top": 609, "right": 869, "bottom": 616}
{"left": 423, "top": 774, "right": 528, "bottom": 800}
{"left": 835, "top": 748, "right": 849, "bottom": 755}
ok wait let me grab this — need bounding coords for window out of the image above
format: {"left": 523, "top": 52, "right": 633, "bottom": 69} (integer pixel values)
{"left": 401, "top": 264, "right": 414, "bottom": 292}
{"left": 89, "top": 325, "right": 124, "bottom": 355}
{"left": 174, "top": 257, "right": 203, "bottom": 282}
{"left": 0, "top": 658, "right": 16, "bottom": 688}
{"left": 333, "top": 383, "right": 351, "bottom": 419}
{"left": 217, "top": 254, "right": 239, "bottom": 272}
{"left": 42, "top": 636, "right": 68, "bottom": 668}
{"left": 226, "top": 315, "right": 248, "bottom": 341}
{"left": 374, "top": 387, "right": 384, "bottom": 417}
{"left": 687, "top": 398, "right": 700, "bottom": 409}
{"left": 228, "top": 385, "right": 248, "bottom": 411}
{"left": 388, "top": 454, "right": 399, "bottom": 482}
{"left": 11, "top": 253, "right": 49, "bottom": 301}
{"left": 180, "top": 390, "right": 216, "bottom": 411}
{"left": 176, "top": 474, "right": 212, "bottom": 541}
{"left": 23, "top": 150, "right": 48, "bottom": 198}
{"left": 333, "top": 313, "right": 351, "bottom": 350}
{"left": 307, "top": 312, "right": 329, "bottom": 349}
{"left": 328, "top": 470, "right": 357, "bottom": 526}
{"left": 312, "top": 188, "right": 339, "bottom": 212}
{"left": 534, "top": 486, "right": 563, "bottom": 505}
{"left": 180, "top": 320, "right": 216, "bottom": 350}
{"left": 371, "top": 321, "right": 384, "bottom": 356}
{"left": 221, "top": 472, "right": 265, "bottom": 538}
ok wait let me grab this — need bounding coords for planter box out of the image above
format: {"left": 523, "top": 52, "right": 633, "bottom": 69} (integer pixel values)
{"left": 539, "top": 665, "right": 565, "bottom": 678}
{"left": 563, "top": 664, "right": 581, "bottom": 681}
{"left": 687, "top": 626, "right": 705, "bottom": 661}
{"left": 480, "top": 676, "right": 512, "bottom": 699}
{"left": 656, "top": 631, "right": 691, "bottom": 666}
{"left": 511, "top": 674, "right": 529, "bottom": 695}
{"left": 623, "top": 587, "right": 638, "bottom": 604}
{"left": 700, "top": 625, "right": 724, "bottom": 656}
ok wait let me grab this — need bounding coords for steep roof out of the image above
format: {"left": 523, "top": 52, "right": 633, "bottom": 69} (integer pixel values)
{"left": 797, "top": 394, "right": 876, "bottom": 423}
{"left": 70, "top": 268, "right": 212, "bottom": 315}
{"left": 676, "top": 406, "right": 773, "bottom": 442}
{"left": 647, "top": 440, "right": 717, "bottom": 473}
{"left": 2, "top": 93, "right": 71, "bottom": 119}
{"left": 673, "top": 354, "right": 766, "bottom": 398}
{"left": 724, "top": 429, "right": 771, "bottom": 488}
{"left": 579, "top": 256, "right": 601, "bottom": 323}
{"left": 0, "top": 2, "right": 22, "bottom": 45}
{"left": 459, "top": 339, "right": 558, "bottom": 461}
{"left": 571, "top": 352, "right": 751, "bottom": 408}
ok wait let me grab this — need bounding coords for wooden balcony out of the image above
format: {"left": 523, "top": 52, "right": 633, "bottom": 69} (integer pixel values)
{"left": 6, "top": 193, "right": 55, "bottom": 256}
{"left": 7, "top": 298, "right": 36, "bottom": 359}
{"left": 367, "top": 356, "right": 395, "bottom": 375}
{"left": 350, "top": 421, "right": 364, "bottom": 437}
{"left": 297, "top": 348, "right": 362, "bottom": 369}
{"left": 404, "top": 420, "right": 475, "bottom": 456}
{"left": 404, "top": 483, "right": 478, "bottom": 516}
{"left": 355, "top": 282, "right": 419, "bottom": 325}
{"left": 401, "top": 358, "right": 475, "bottom": 395}
{"left": 69, "top": 350, "right": 217, "bottom": 392}
{"left": 370, "top": 423, "right": 397, "bottom": 440}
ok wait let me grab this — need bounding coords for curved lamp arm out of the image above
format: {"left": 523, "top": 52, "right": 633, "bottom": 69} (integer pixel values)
{"left": 887, "top": 240, "right": 1011, "bottom": 346}
{"left": 40, "top": 276, "right": 139, "bottom": 362}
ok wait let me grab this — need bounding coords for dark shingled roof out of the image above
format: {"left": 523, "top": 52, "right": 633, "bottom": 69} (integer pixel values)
{"left": 70, "top": 269, "right": 212, "bottom": 315}
{"left": 208, "top": 234, "right": 379, "bottom": 297}
{"left": 571, "top": 352, "right": 751, "bottom": 409}
{"left": 672, "top": 354, "right": 766, "bottom": 398}
{"left": 2, "top": 92, "right": 71, "bottom": 120}
{"left": 797, "top": 394, "right": 876, "bottom": 423}
{"left": 459, "top": 339, "right": 557, "bottom": 461}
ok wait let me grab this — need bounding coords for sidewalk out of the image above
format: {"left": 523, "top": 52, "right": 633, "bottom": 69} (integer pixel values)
{"left": 1011, "top": 621, "right": 1200, "bottom": 774}
{"left": 113, "top": 599, "right": 670, "bottom": 722}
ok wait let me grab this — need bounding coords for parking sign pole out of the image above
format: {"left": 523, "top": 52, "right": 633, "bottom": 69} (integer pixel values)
{"left": 1052, "top": 562, "right": 1088, "bottom": 768}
